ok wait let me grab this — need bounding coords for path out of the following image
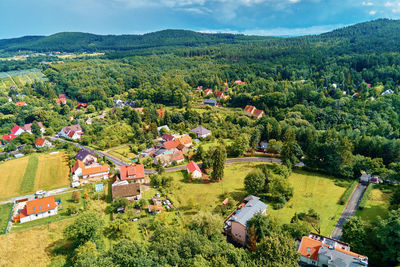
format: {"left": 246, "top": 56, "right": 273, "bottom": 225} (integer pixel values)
{"left": 0, "top": 187, "right": 72, "bottom": 205}
{"left": 330, "top": 183, "right": 367, "bottom": 240}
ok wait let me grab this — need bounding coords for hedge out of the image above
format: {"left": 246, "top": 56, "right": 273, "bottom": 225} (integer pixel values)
{"left": 339, "top": 180, "right": 358, "bottom": 205}
{"left": 358, "top": 183, "right": 374, "bottom": 210}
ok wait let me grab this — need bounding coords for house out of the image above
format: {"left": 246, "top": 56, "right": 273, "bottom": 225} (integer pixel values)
{"left": 215, "top": 90, "right": 226, "bottom": 99}
{"left": 234, "top": 80, "right": 245, "bottom": 85}
{"left": 15, "top": 102, "right": 27, "bottom": 107}
{"left": 134, "top": 107, "right": 144, "bottom": 114}
{"left": 72, "top": 160, "right": 109, "bottom": 179}
{"left": 76, "top": 103, "right": 88, "bottom": 109}
{"left": 157, "top": 125, "right": 170, "bottom": 134}
{"left": 244, "top": 105, "right": 256, "bottom": 117}
{"left": 204, "top": 88, "right": 213, "bottom": 95}
{"left": 112, "top": 183, "right": 141, "bottom": 201}
{"left": 225, "top": 195, "right": 267, "bottom": 246}
{"left": 381, "top": 89, "right": 394, "bottom": 96}
{"left": 75, "top": 149, "right": 97, "bottom": 165}
{"left": 187, "top": 161, "right": 202, "bottom": 178}
{"left": 177, "top": 135, "right": 193, "bottom": 148}
{"left": 140, "top": 147, "right": 156, "bottom": 158}
{"left": 257, "top": 141, "right": 268, "bottom": 151}
{"left": 154, "top": 149, "right": 184, "bottom": 167}
{"left": 190, "top": 126, "right": 211, "bottom": 138}
{"left": 2, "top": 125, "right": 25, "bottom": 142}
{"left": 59, "top": 124, "right": 83, "bottom": 140}
{"left": 196, "top": 86, "right": 203, "bottom": 92}
{"left": 162, "top": 134, "right": 175, "bottom": 142}
{"left": 18, "top": 196, "right": 58, "bottom": 223}
{"left": 252, "top": 109, "right": 265, "bottom": 119}
{"left": 24, "top": 122, "right": 45, "bottom": 134}
{"left": 298, "top": 233, "right": 368, "bottom": 267}
{"left": 35, "top": 138, "right": 52, "bottom": 148}
{"left": 204, "top": 99, "right": 217, "bottom": 106}
{"left": 113, "top": 99, "right": 124, "bottom": 108}
{"left": 56, "top": 98, "right": 67, "bottom": 105}
{"left": 163, "top": 140, "right": 180, "bottom": 150}
{"left": 119, "top": 164, "right": 146, "bottom": 183}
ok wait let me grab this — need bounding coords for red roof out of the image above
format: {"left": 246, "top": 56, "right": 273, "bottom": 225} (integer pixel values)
{"left": 25, "top": 196, "right": 57, "bottom": 216}
{"left": 244, "top": 105, "right": 256, "bottom": 113}
{"left": 15, "top": 102, "right": 27, "bottom": 107}
{"left": 59, "top": 94, "right": 66, "bottom": 99}
{"left": 120, "top": 164, "right": 145, "bottom": 181}
{"left": 77, "top": 103, "right": 88, "bottom": 108}
{"left": 56, "top": 98, "right": 67, "bottom": 104}
{"left": 35, "top": 138, "right": 46, "bottom": 146}
{"left": 216, "top": 90, "right": 224, "bottom": 97}
{"left": 163, "top": 140, "right": 180, "bottom": 150}
{"left": 253, "top": 109, "right": 264, "bottom": 117}
{"left": 11, "top": 125, "right": 23, "bottom": 135}
{"left": 2, "top": 134, "right": 17, "bottom": 142}
{"left": 204, "top": 89, "right": 213, "bottom": 94}
{"left": 24, "top": 122, "right": 44, "bottom": 131}
{"left": 162, "top": 134, "right": 174, "bottom": 141}
{"left": 298, "top": 236, "right": 321, "bottom": 261}
{"left": 171, "top": 150, "right": 184, "bottom": 162}
{"left": 187, "top": 161, "right": 201, "bottom": 173}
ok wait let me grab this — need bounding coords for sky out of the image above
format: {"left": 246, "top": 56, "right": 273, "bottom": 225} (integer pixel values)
{"left": 0, "top": 0, "right": 400, "bottom": 39}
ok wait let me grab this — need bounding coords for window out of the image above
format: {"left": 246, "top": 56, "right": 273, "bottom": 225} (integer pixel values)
{"left": 39, "top": 205, "right": 42, "bottom": 209}
{"left": 48, "top": 211, "right": 51, "bottom": 214}
{"left": 33, "top": 207, "right": 36, "bottom": 211}
{"left": 47, "top": 204, "right": 50, "bottom": 207}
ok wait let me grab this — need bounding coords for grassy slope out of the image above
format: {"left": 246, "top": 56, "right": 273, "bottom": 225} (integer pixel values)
{"left": 0, "top": 157, "right": 29, "bottom": 200}
{"left": 34, "top": 153, "right": 70, "bottom": 191}
{"left": 355, "top": 188, "right": 392, "bottom": 222}
{"left": 0, "top": 203, "right": 12, "bottom": 234}
{"left": 19, "top": 154, "right": 39, "bottom": 194}
{"left": 268, "top": 170, "right": 347, "bottom": 236}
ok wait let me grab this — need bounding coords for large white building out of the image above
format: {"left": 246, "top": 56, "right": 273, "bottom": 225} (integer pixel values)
{"left": 19, "top": 196, "right": 58, "bottom": 223}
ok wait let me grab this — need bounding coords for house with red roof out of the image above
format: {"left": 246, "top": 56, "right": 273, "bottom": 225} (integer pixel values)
{"left": 252, "top": 109, "right": 265, "bottom": 119}
{"left": 59, "top": 124, "right": 83, "bottom": 140}
{"left": 215, "top": 90, "right": 226, "bottom": 99}
{"left": 163, "top": 140, "right": 180, "bottom": 150}
{"left": 234, "top": 80, "right": 245, "bottom": 85}
{"left": 18, "top": 196, "right": 58, "bottom": 223}
{"left": 35, "top": 138, "right": 52, "bottom": 148}
{"left": 176, "top": 135, "right": 193, "bottom": 148}
{"left": 204, "top": 88, "right": 213, "bottom": 95}
{"left": 187, "top": 161, "right": 202, "bottom": 178}
{"left": 72, "top": 160, "right": 109, "bottom": 179}
{"left": 2, "top": 125, "right": 25, "bottom": 142}
{"left": 196, "top": 86, "right": 203, "bottom": 92}
{"left": 162, "top": 134, "right": 175, "bottom": 142}
{"left": 76, "top": 103, "right": 88, "bottom": 109}
{"left": 56, "top": 98, "right": 67, "bottom": 105}
{"left": 244, "top": 105, "right": 256, "bottom": 117}
{"left": 298, "top": 233, "right": 368, "bottom": 267}
{"left": 15, "top": 102, "right": 27, "bottom": 107}
{"left": 24, "top": 122, "right": 45, "bottom": 134}
{"left": 154, "top": 149, "right": 184, "bottom": 167}
{"left": 119, "top": 164, "right": 146, "bottom": 184}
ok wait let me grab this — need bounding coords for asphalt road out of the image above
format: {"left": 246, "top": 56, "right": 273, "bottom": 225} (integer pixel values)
{"left": 330, "top": 183, "right": 367, "bottom": 240}
{"left": 51, "top": 137, "right": 129, "bottom": 167}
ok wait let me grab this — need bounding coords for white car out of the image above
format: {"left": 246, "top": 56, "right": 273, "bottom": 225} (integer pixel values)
{"left": 35, "top": 190, "right": 46, "bottom": 196}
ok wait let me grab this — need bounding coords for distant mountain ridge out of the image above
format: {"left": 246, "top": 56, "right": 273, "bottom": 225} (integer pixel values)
{"left": 0, "top": 19, "right": 399, "bottom": 53}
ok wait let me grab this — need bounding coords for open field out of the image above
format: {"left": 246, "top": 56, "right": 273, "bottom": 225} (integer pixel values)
{"left": 200, "top": 138, "right": 233, "bottom": 151}
{"left": 34, "top": 153, "right": 70, "bottom": 191}
{"left": 0, "top": 153, "right": 70, "bottom": 200}
{"left": 107, "top": 144, "right": 136, "bottom": 162}
{"left": 167, "top": 163, "right": 348, "bottom": 236}
{"left": 0, "top": 218, "right": 73, "bottom": 267}
{"left": 0, "top": 157, "right": 29, "bottom": 200}
{"left": 268, "top": 170, "right": 347, "bottom": 236}
{"left": 0, "top": 68, "right": 47, "bottom": 90}
{"left": 355, "top": 188, "right": 392, "bottom": 222}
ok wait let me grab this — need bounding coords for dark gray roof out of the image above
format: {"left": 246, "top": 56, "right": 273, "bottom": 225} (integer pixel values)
{"left": 153, "top": 148, "right": 167, "bottom": 157}
{"left": 190, "top": 126, "right": 211, "bottom": 135}
{"left": 318, "top": 246, "right": 368, "bottom": 267}
{"left": 75, "top": 149, "right": 95, "bottom": 161}
{"left": 204, "top": 99, "right": 217, "bottom": 105}
{"left": 230, "top": 197, "right": 267, "bottom": 227}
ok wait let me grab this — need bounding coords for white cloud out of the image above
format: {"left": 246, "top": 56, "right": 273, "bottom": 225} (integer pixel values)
{"left": 362, "top": 1, "right": 374, "bottom": 6}
{"left": 369, "top": 10, "right": 376, "bottom": 14}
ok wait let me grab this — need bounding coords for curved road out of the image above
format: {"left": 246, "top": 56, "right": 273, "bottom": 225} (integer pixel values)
{"left": 330, "top": 183, "right": 367, "bottom": 240}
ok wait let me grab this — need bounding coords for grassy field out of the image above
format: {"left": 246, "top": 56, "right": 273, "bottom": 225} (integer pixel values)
{"left": 0, "top": 153, "right": 70, "bottom": 200}
{"left": 0, "top": 218, "right": 73, "bottom": 267}
{"left": 268, "top": 170, "right": 347, "bottom": 236}
{"left": 0, "top": 68, "right": 47, "bottom": 90}
{"left": 355, "top": 188, "right": 392, "bottom": 223}
{"left": 167, "top": 163, "right": 348, "bottom": 236}
{"left": 34, "top": 153, "right": 70, "bottom": 191}
{"left": 107, "top": 145, "right": 136, "bottom": 162}
{"left": 0, "top": 157, "right": 29, "bottom": 200}
{"left": 0, "top": 203, "right": 12, "bottom": 234}
{"left": 19, "top": 155, "right": 39, "bottom": 194}
{"left": 200, "top": 138, "right": 233, "bottom": 151}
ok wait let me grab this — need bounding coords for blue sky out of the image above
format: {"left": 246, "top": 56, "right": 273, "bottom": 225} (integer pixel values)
{"left": 1, "top": 0, "right": 400, "bottom": 38}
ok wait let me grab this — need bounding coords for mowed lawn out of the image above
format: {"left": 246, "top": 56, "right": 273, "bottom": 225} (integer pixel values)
{"left": 34, "top": 153, "right": 70, "bottom": 191}
{"left": 0, "top": 153, "right": 70, "bottom": 200}
{"left": 0, "top": 157, "right": 29, "bottom": 200}
{"left": 355, "top": 188, "right": 392, "bottom": 222}
{"left": 0, "top": 218, "right": 73, "bottom": 267}
{"left": 268, "top": 171, "right": 347, "bottom": 236}
{"left": 167, "top": 164, "right": 347, "bottom": 236}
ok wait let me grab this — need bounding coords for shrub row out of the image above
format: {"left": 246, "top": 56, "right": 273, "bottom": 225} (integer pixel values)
{"left": 358, "top": 183, "right": 374, "bottom": 210}
{"left": 339, "top": 180, "right": 358, "bottom": 205}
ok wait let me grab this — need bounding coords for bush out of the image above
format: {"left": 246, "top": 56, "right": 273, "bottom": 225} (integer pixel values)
{"left": 273, "top": 203, "right": 285, "bottom": 210}
{"left": 358, "top": 183, "right": 374, "bottom": 210}
{"left": 339, "top": 180, "right": 358, "bottom": 205}
{"left": 72, "top": 191, "right": 81, "bottom": 203}
{"left": 67, "top": 205, "right": 79, "bottom": 215}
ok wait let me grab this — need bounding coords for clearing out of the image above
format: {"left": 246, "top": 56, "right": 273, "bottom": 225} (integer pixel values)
{"left": 0, "top": 68, "right": 47, "bottom": 90}
{"left": 0, "top": 157, "right": 30, "bottom": 200}
{"left": 355, "top": 187, "right": 392, "bottom": 223}
{"left": 0, "top": 203, "right": 12, "bottom": 234}
{"left": 167, "top": 163, "right": 348, "bottom": 235}
{"left": 34, "top": 153, "right": 70, "bottom": 191}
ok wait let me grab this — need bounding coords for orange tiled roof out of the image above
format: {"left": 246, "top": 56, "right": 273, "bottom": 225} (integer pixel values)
{"left": 244, "top": 105, "right": 256, "bottom": 113}
{"left": 120, "top": 164, "right": 145, "bottom": 181}
{"left": 298, "top": 236, "right": 321, "bottom": 261}
{"left": 163, "top": 140, "right": 180, "bottom": 150}
{"left": 35, "top": 138, "right": 46, "bottom": 146}
{"left": 177, "top": 135, "right": 192, "bottom": 146}
{"left": 82, "top": 164, "right": 109, "bottom": 176}
{"left": 26, "top": 196, "right": 57, "bottom": 215}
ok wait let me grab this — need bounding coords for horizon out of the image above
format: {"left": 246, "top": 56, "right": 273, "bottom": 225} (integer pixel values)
{"left": 1, "top": 0, "right": 400, "bottom": 39}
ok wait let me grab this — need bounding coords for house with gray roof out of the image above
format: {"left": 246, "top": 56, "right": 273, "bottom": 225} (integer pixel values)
{"left": 190, "top": 126, "right": 211, "bottom": 138}
{"left": 225, "top": 195, "right": 267, "bottom": 246}
{"left": 75, "top": 149, "right": 97, "bottom": 165}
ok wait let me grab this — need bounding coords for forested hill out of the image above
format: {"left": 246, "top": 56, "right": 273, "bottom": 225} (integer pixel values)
{"left": 0, "top": 30, "right": 271, "bottom": 52}
{"left": 0, "top": 18, "right": 399, "bottom": 53}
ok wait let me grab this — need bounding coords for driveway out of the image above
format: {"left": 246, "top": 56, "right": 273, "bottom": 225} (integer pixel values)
{"left": 330, "top": 183, "right": 367, "bottom": 240}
